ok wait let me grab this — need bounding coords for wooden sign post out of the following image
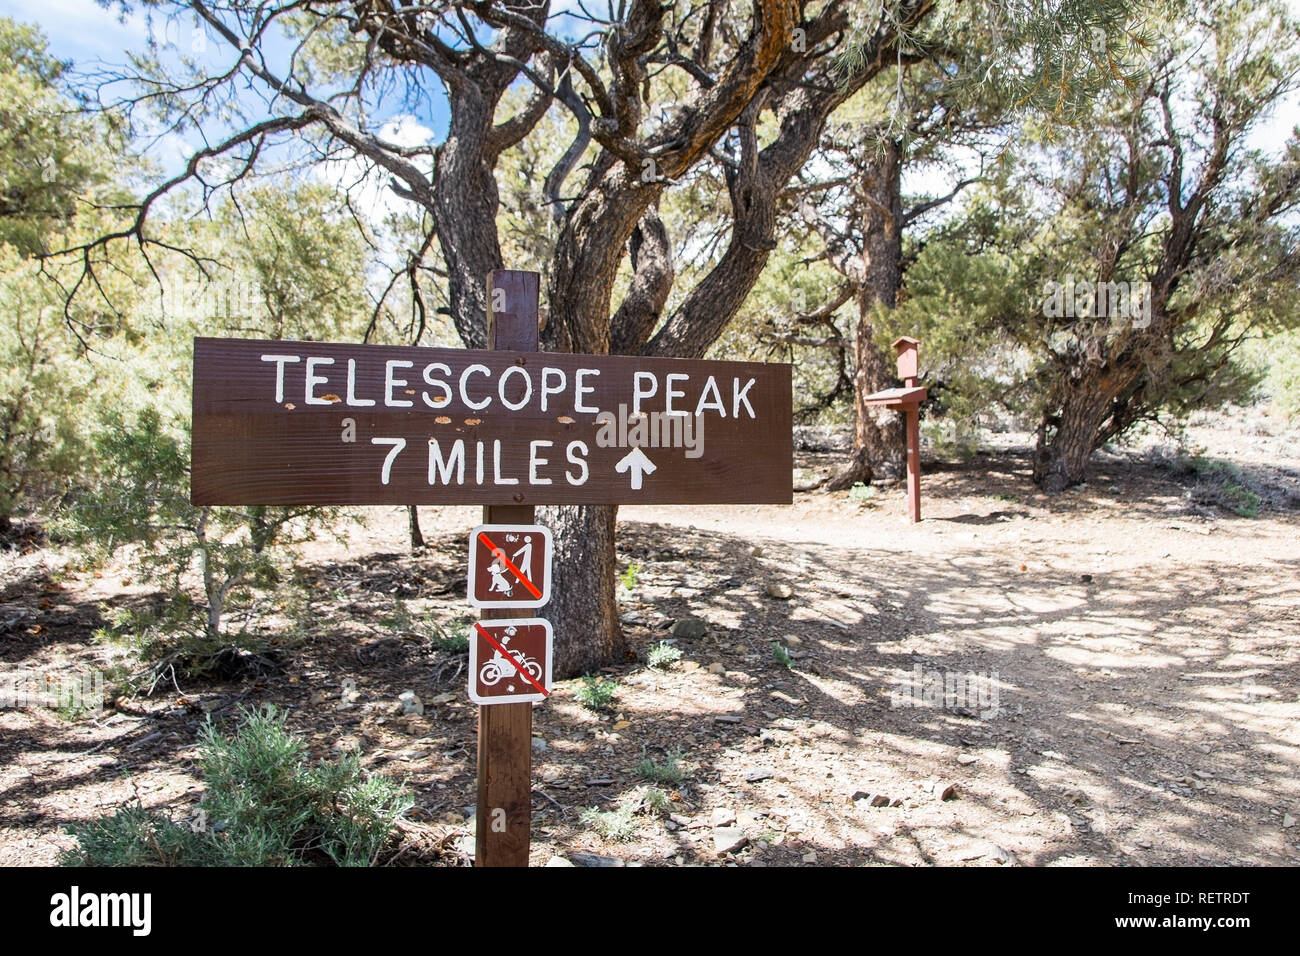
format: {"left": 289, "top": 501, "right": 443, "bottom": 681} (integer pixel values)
{"left": 862, "top": 337, "right": 928, "bottom": 523}
{"left": 190, "top": 268, "right": 794, "bottom": 868}
{"left": 476, "top": 270, "right": 537, "bottom": 868}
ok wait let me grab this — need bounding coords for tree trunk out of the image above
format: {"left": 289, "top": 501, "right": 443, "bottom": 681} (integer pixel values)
{"left": 539, "top": 504, "right": 624, "bottom": 678}
{"left": 826, "top": 139, "right": 906, "bottom": 492}
{"left": 407, "top": 505, "right": 424, "bottom": 551}
{"left": 825, "top": 326, "right": 905, "bottom": 490}
{"left": 1032, "top": 385, "right": 1113, "bottom": 493}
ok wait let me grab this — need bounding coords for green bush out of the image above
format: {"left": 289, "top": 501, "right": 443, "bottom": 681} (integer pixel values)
{"left": 1181, "top": 454, "right": 1263, "bottom": 518}
{"left": 579, "top": 804, "right": 638, "bottom": 842}
{"left": 645, "top": 641, "right": 682, "bottom": 670}
{"left": 60, "top": 406, "right": 337, "bottom": 684}
{"left": 847, "top": 482, "right": 876, "bottom": 504}
{"left": 60, "top": 706, "right": 412, "bottom": 866}
{"left": 636, "top": 749, "right": 686, "bottom": 786}
{"left": 772, "top": 641, "right": 794, "bottom": 669}
{"left": 574, "top": 674, "right": 618, "bottom": 711}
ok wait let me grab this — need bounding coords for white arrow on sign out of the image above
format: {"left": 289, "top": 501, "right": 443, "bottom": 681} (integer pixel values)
{"left": 614, "top": 447, "right": 657, "bottom": 490}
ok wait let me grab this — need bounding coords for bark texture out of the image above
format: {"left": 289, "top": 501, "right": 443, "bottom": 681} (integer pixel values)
{"left": 824, "top": 139, "right": 906, "bottom": 491}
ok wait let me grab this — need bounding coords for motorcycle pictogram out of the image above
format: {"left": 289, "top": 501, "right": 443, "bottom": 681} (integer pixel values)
{"left": 478, "top": 626, "right": 543, "bottom": 687}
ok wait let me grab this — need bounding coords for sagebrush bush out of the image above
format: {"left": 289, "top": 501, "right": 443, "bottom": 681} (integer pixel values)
{"left": 645, "top": 641, "right": 682, "bottom": 669}
{"left": 60, "top": 706, "right": 412, "bottom": 866}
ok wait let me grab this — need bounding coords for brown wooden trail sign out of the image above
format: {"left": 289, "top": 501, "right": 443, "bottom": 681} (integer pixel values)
{"left": 191, "top": 340, "right": 792, "bottom": 507}
{"left": 189, "top": 269, "right": 794, "bottom": 868}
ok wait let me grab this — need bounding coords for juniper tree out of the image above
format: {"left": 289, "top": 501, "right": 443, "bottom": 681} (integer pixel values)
{"left": 59, "top": 0, "right": 1151, "bottom": 673}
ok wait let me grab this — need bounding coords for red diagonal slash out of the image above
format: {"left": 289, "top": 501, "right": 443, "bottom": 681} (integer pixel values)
{"left": 478, "top": 532, "right": 542, "bottom": 599}
{"left": 474, "top": 622, "right": 549, "bottom": 697}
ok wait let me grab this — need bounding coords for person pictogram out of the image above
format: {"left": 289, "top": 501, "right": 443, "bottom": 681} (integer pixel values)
{"left": 511, "top": 535, "right": 534, "bottom": 577}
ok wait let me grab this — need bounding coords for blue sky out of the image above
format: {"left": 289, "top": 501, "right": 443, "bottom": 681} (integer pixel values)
{"left": 3, "top": 0, "right": 452, "bottom": 155}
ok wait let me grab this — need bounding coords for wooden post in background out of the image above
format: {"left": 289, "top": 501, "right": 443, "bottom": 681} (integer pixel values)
{"left": 905, "top": 408, "right": 921, "bottom": 523}
{"left": 475, "top": 269, "right": 539, "bottom": 867}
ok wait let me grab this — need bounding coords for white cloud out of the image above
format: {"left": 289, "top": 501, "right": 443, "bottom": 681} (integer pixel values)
{"left": 5, "top": 0, "right": 150, "bottom": 58}
{"left": 377, "top": 114, "right": 436, "bottom": 150}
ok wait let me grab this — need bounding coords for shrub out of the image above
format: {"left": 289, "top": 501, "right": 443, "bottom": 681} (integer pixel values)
{"left": 579, "top": 804, "right": 638, "bottom": 842}
{"left": 574, "top": 674, "right": 618, "bottom": 711}
{"left": 60, "top": 706, "right": 412, "bottom": 866}
{"left": 646, "top": 641, "right": 682, "bottom": 670}
{"left": 772, "top": 642, "right": 794, "bottom": 669}
{"left": 59, "top": 407, "right": 339, "bottom": 685}
{"left": 636, "top": 750, "right": 685, "bottom": 786}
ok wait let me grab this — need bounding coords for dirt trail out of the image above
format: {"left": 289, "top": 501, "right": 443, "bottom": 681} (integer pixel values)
{"left": 2, "top": 421, "right": 1298, "bottom": 866}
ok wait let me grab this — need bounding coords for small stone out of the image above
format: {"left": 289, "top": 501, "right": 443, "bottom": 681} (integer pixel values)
{"left": 531, "top": 737, "right": 548, "bottom": 752}
{"left": 743, "top": 769, "right": 773, "bottom": 783}
{"left": 850, "top": 790, "right": 894, "bottom": 807}
{"left": 397, "top": 691, "right": 423, "bottom": 716}
{"left": 1283, "top": 814, "right": 1296, "bottom": 829}
{"left": 783, "top": 634, "right": 802, "bottom": 647}
{"left": 708, "top": 662, "right": 726, "bottom": 675}
{"left": 712, "top": 827, "right": 749, "bottom": 855}
{"left": 544, "top": 856, "right": 575, "bottom": 867}
{"left": 714, "top": 715, "right": 742, "bottom": 724}
{"left": 957, "top": 754, "right": 978, "bottom": 765}
{"left": 711, "top": 807, "right": 737, "bottom": 827}
{"left": 935, "top": 781, "right": 958, "bottom": 801}
{"left": 570, "top": 852, "right": 625, "bottom": 867}
{"left": 672, "top": 617, "right": 708, "bottom": 639}
{"left": 801, "top": 850, "right": 818, "bottom": 863}
{"left": 765, "top": 582, "right": 793, "bottom": 600}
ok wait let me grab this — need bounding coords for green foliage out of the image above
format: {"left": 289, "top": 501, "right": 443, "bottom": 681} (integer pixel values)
{"left": 61, "top": 706, "right": 413, "bottom": 866}
{"left": 434, "top": 622, "right": 471, "bottom": 654}
{"left": 574, "top": 674, "right": 618, "bottom": 711}
{"left": 636, "top": 749, "right": 686, "bottom": 786}
{"left": 0, "top": 255, "right": 92, "bottom": 523}
{"left": 579, "top": 804, "right": 638, "bottom": 843}
{"left": 0, "top": 17, "right": 128, "bottom": 254}
{"left": 60, "top": 803, "right": 196, "bottom": 867}
{"left": 1257, "top": 328, "right": 1300, "bottom": 421}
{"left": 772, "top": 642, "right": 794, "bottom": 670}
{"left": 891, "top": 0, "right": 1300, "bottom": 469}
{"left": 384, "top": 601, "right": 469, "bottom": 653}
{"left": 641, "top": 787, "right": 672, "bottom": 815}
{"left": 620, "top": 561, "right": 641, "bottom": 590}
{"left": 645, "top": 641, "right": 682, "bottom": 670}
{"left": 847, "top": 482, "right": 876, "bottom": 504}
{"left": 1181, "top": 455, "right": 1263, "bottom": 518}
{"left": 59, "top": 402, "right": 335, "bottom": 683}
